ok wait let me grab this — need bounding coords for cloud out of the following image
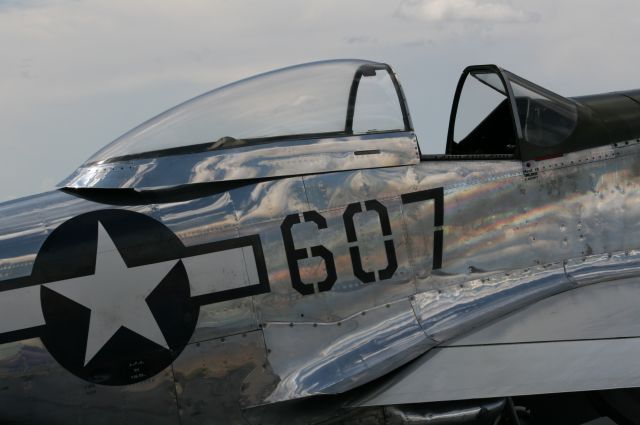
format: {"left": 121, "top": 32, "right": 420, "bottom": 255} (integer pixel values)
{"left": 396, "top": 0, "right": 534, "bottom": 23}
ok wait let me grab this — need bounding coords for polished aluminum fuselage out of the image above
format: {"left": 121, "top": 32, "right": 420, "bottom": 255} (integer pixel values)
{"left": 1, "top": 137, "right": 640, "bottom": 424}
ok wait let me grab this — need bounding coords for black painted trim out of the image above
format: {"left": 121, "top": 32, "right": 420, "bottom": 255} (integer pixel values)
{"left": 380, "top": 240, "right": 399, "bottom": 281}
{"left": 281, "top": 211, "right": 337, "bottom": 295}
{"left": 343, "top": 203, "right": 362, "bottom": 243}
{"left": 0, "top": 275, "right": 36, "bottom": 293}
{"left": 365, "top": 200, "right": 392, "bottom": 236}
{"left": 0, "top": 231, "right": 271, "bottom": 344}
{"left": 401, "top": 187, "right": 445, "bottom": 270}
{"left": 345, "top": 64, "right": 413, "bottom": 135}
{"left": 354, "top": 149, "right": 381, "bottom": 156}
{"left": 433, "top": 230, "right": 443, "bottom": 270}
{"left": 350, "top": 246, "right": 376, "bottom": 283}
{"left": 0, "top": 326, "right": 44, "bottom": 344}
{"left": 343, "top": 200, "right": 398, "bottom": 283}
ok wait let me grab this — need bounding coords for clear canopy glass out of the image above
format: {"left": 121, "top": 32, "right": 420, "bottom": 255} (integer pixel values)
{"left": 506, "top": 73, "right": 578, "bottom": 148}
{"left": 87, "top": 59, "right": 407, "bottom": 164}
{"left": 454, "top": 71, "right": 508, "bottom": 142}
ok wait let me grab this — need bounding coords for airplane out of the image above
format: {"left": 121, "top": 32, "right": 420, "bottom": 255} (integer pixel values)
{"left": 1, "top": 58, "right": 640, "bottom": 425}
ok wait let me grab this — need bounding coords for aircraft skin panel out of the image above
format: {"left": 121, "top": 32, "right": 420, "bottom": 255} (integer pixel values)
{"left": 355, "top": 252, "right": 640, "bottom": 406}
{"left": 151, "top": 191, "right": 238, "bottom": 246}
{"left": 61, "top": 132, "right": 420, "bottom": 191}
{"left": 0, "top": 192, "right": 53, "bottom": 282}
{"left": 3, "top": 133, "right": 640, "bottom": 422}
{"left": 261, "top": 298, "right": 434, "bottom": 402}
{"left": 0, "top": 337, "right": 180, "bottom": 425}
{"left": 189, "top": 297, "right": 257, "bottom": 343}
{"left": 183, "top": 246, "right": 257, "bottom": 296}
{"left": 412, "top": 261, "right": 571, "bottom": 344}
{"left": 173, "top": 331, "right": 269, "bottom": 425}
{"left": 150, "top": 193, "right": 261, "bottom": 343}
{"left": 448, "top": 264, "right": 640, "bottom": 346}
{"left": 355, "top": 336, "right": 640, "bottom": 406}
{"left": 252, "top": 192, "right": 416, "bottom": 325}
{"left": 0, "top": 285, "right": 44, "bottom": 334}
{"left": 230, "top": 176, "right": 309, "bottom": 228}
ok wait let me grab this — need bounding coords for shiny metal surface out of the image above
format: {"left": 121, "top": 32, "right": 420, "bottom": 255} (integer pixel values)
{"left": 60, "top": 132, "right": 420, "bottom": 190}
{"left": 565, "top": 250, "right": 640, "bottom": 286}
{"left": 446, "top": 249, "right": 640, "bottom": 346}
{"left": 0, "top": 190, "right": 150, "bottom": 282}
{"left": 447, "top": 274, "right": 640, "bottom": 346}
{"left": 149, "top": 191, "right": 261, "bottom": 342}
{"left": 172, "top": 331, "right": 270, "bottom": 425}
{"left": 0, "top": 193, "right": 49, "bottom": 281}
{"left": 356, "top": 336, "right": 640, "bottom": 406}
{"left": 412, "top": 262, "right": 569, "bottom": 343}
{"left": 261, "top": 298, "right": 433, "bottom": 402}
{"left": 253, "top": 187, "right": 415, "bottom": 324}
{"left": 4, "top": 128, "right": 640, "bottom": 424}
{"left": 0, "top": 338, "right": 179, "bottom": 425}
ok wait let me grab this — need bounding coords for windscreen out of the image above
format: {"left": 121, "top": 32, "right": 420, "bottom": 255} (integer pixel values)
{"left": 454, "top": 71, "right": 509, "bottom": 143}
{"left": 86, "top": 60, "right": 403, "bottom": 164}
{"left": 506, "top": 72, "right": 578, "bottom": 148}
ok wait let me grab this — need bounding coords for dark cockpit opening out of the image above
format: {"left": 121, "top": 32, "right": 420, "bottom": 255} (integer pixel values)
{"left": 443, "top": 65, "right": 580, "bottom": 161}
{"left": 445, "top": 68, "right": 521, "bottom": 158}
{"left": 450, "top": 99, "right": 518, "bottom": 155}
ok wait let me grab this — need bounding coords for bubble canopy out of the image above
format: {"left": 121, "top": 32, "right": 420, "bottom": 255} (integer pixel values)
{"left": 86, "top": 59, "right": 412, "bottom": 165}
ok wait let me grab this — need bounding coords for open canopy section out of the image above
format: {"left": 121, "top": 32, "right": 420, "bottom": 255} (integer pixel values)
{"left": 446, "top": 64, "right": 640, "bottom": 161}
{"left": 447, "top": 65, "right": 581, "bottom": 160}
{"left": 86, "top": 59, "right": 412, "bottom": 165}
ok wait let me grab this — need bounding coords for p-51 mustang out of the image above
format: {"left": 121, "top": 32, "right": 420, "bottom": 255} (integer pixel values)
{"left": 2, "top": 60, "right": 640, "bottom": 425}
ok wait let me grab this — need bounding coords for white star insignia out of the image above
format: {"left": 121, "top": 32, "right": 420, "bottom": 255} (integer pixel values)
{"left": 44, "top": 221, "right": 179, "bottom": 366}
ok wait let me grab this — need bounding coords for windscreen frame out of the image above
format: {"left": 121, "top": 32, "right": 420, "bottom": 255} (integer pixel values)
{"left": 446, "top": 64, "right": 589, "bottom": 161}
{"left": 446, "top": 64, "right": 524, "bottom": 158}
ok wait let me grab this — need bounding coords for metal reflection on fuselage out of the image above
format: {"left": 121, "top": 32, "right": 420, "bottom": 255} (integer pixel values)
{"left": 2, "top": 139, "right": 640, "bottom": 423}
{"left": 2, "top": 59, "right": 640, "bottom": 425}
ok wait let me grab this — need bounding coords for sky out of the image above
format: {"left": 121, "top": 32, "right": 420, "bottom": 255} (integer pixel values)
{"left": 1, "top": 0, "right": 640, "bottom": 201}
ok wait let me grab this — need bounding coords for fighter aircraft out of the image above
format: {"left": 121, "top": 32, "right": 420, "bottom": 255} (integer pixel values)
{"left": 1, "top": 59, "right": 640, "bottom": 424}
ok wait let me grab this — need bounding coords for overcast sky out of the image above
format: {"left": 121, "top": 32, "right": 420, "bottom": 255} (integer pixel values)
{"left": 1, "top": 0, "right": 639, "bottom": 201}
